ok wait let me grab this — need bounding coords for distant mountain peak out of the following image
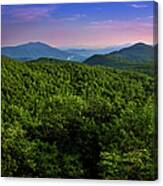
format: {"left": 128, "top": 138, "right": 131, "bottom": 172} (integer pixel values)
{"left": 84, "top": 42, "right": 154, "bottom": 70}
{"left": 1, "top": 41, "right": 84, "bottom": 62}
{"left": 132, "top": 42, "right": 151, "bottom": 47}
{"left": 21, "top": 41, "right": 52, "bottom": 48}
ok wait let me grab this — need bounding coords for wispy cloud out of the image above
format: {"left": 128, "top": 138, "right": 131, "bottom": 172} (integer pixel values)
{"left": 87, "top": 19, "right": 152, "bottom": 31}
{"left": 90, "top": 19, "right": 113, "bottom": 25}
{"left": 2, "top": 3, "right": 154, "bottom": 47}
{"left": 61, "top": 14, "right": 87, "bottom": 21}
{"left": 85, "top": 18, "right": 153, "bottom": 47}
{"left": 147, "top": 15, "right": 153, "bottom": 19}
{"left": 135, "top": 16, "right": 154, "bottom": 21}
{"left": 131, "top": 4, "right": 148, "bottom": 8}
{"left": 3, "top": 6, "right": 57, "bottom": 23}
{"left": 136, "top": 17, "right": 141, "bottom": 21}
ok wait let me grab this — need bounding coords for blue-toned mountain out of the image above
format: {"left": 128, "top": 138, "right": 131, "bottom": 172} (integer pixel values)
{"left": 1, "top": 42, "right": 84, "bottom": 62}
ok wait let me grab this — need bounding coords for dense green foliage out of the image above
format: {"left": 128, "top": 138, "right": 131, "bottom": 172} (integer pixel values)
{"left": 1, "top": 56, "right": 157, "bottom": 180}
{"left": 84, "top": 43, "right": 155, "bottom": 76}
{"left": 110, "top": 43, "right": 154, "bottom": 61}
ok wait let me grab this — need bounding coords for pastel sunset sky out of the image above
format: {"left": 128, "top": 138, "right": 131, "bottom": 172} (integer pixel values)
{"left": 2, "top": 1, "right": 156, "bottom": 48}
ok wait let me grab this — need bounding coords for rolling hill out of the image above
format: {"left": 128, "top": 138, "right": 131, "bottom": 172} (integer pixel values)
{"left": 84, "top": 43, "right": 155, "bottom": 75}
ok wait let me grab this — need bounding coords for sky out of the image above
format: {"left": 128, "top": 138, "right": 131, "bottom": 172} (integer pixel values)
{"left": 1, "top": 1, "right": 156, "bottom": 48}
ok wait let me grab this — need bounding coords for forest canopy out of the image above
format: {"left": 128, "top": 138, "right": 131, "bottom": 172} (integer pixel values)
{"left": 1, "top": 56, "right": 157, "bottom": 180}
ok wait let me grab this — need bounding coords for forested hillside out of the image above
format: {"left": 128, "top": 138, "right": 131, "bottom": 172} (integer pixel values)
{"left": 84, "top": 43, "right": 155, "bottom": 75}
{"left": 1, "top": 56, "right": 157, "bottom": 179}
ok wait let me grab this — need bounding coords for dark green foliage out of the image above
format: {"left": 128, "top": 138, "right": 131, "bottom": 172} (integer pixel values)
{"left": 84, "top": 43, "right": 155, "bottom": 76}
{"left": 1, "top": 56, "right": 157, "bottom": 180}
{"left": 110, "top": 43, "right": 154, "bottom": 62}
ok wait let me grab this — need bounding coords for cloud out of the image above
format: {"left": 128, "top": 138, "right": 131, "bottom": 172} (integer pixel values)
{"left": 147, "top": 15, "right": 154, "bottom": 19}
{"left": 136, "top": 17, "right": 141, "bottom": 21}
{"left": 3, "top": 6, "right": 57, "bottom": 23}
{"left": 87, "top": 19, "right": 152, "bottom": 31}
{"left": 84, "top": 19, "right": 153, "bottom": 47}
{"left": 90, "top": 20, "right": 113, "bottom": 25}
{"left": 131, "top": 4, "right": 148, "bottom": 8}
{"left": 61, "top": 14, "right": 87, "bottom": 21}
{"left": 134, "top": 16, "right": 154, "bottom": 21}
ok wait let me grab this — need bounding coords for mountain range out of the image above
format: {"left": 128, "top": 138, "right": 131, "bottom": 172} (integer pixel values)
{"left": 1, "top": 42, "right": 132, "bottom": 62}
{"left": 1, "top": 41, "right": 156, "bottom": 75}
{"left": 61, "top": 43, "right": 132, "bottom": 59}
{"left": 1, "top": 42, "right": 84, "bottom": 62}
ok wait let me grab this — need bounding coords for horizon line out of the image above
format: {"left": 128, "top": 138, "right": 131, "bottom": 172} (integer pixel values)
{"left": 1, "top": 40, "right": 154, "bottom": 49}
